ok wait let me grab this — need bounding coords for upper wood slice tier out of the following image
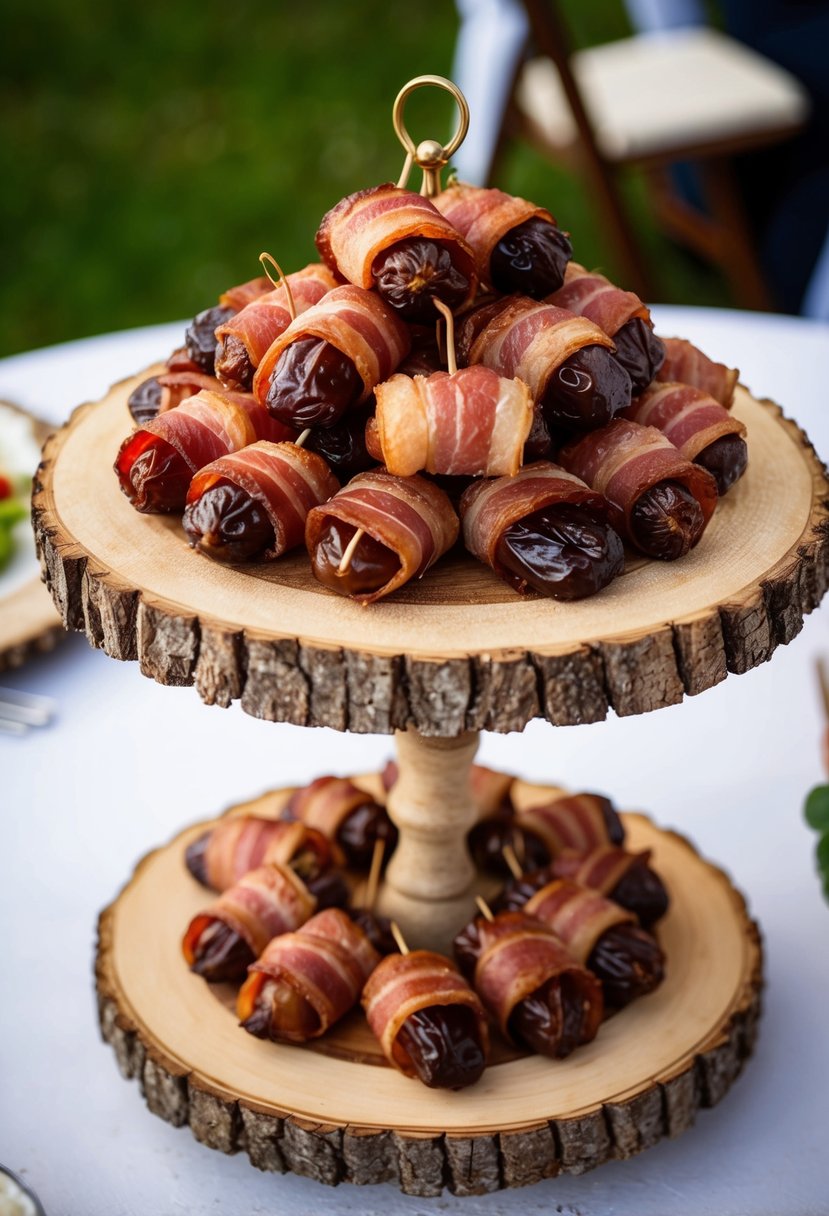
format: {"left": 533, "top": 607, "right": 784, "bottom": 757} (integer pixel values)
{"left": 33, "top": 368, "right": 829, "bottom": 736}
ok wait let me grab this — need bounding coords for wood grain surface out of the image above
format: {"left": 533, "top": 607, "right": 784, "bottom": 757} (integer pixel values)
{"left": 96, "top": 782, "right": 763, "bottom": 1196}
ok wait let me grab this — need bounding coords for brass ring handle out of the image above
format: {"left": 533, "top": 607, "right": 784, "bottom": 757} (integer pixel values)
{"left": 392, "top": 75, "right": 469, "bottom": 196}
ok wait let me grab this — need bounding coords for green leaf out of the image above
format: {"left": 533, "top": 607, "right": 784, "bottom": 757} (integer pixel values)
{"left": 0, "top": 497, "right": 26, "bottom": 526}
{"left": 804, "top": 786, "right": 829, "bottom": 832}
{"left": 0, "top": 526, "right": 13, "bottom": 572}
{"left": 817, "top": 832, "right": 829, "bottom": 873}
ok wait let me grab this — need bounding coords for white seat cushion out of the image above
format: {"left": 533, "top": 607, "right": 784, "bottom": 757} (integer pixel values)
{"left": 516, "top": 26, "right": 810, "bottom": 161}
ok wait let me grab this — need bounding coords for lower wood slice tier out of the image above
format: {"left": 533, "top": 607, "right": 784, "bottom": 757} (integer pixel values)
{"left": 95, "top": 782, "right": 763, "bottom": 1197}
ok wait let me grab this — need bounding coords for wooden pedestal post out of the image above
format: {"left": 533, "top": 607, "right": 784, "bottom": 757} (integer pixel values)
{"left": 378, "top": 728, "right": 481, "bottom": 952}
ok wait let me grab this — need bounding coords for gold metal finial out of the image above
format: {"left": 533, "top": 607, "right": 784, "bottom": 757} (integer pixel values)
{"left": 393, "top": 75, "right": 469, "bottom": 197}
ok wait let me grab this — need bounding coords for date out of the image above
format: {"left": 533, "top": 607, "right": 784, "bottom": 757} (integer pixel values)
{"left": 127, "top": 376, "right": 163, "bottom": 427}
{"left": 185, "top": 305, "right": 235, "bottom": 374}
{"left": 309, "top": 518, "right": 400, "bottom": 599}
{"left": 124, "top": 438, "right": 192, "bottom": 514}
{"left": 267, "top": 336, "right": 362, "bottom": 429}
{"left": 695, "top": 434, "right": 748, "bottom": 495}
{"left": 630, "top": 480, "right": 705, "bottom": 559}
{"left": 495, "top": 502, "right": 624, "bottom": 600}
{"left": 372, "top": 237, "right": 470, "bottom": 324}
{"left": 182, "top": 481, "right": 275, "bottom": 562}
{"left": 542, "top": 345, "right": 632, "bottom": 431}
{"left": 336, "top": 799, "right": 398, "bottom": 870}
{"left": 489, "top": 216, "right": 573, "bottom": 298}
{"left": 215, "top": 333, "right": 254, "bottom": 391}
{"left": 610, "top": 318, "right": 665, "bottom": 395}
{"left": 587, "top": 923, "right": 664, "bottom": 1008}
{"left": 396, "top": 1004, "right": 487, "bottom": 1089}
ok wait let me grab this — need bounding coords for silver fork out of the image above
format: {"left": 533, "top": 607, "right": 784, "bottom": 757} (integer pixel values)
{"left": 0, "top": 687, "right": 57, "bottom": 735}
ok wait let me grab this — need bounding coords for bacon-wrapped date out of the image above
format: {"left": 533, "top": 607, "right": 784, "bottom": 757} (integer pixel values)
{"left": 458, "top": 295, "right": 631, "bottom": 432}
{"left": 453, "top": 910, "right": 603, "bottom": 1057}
{"left": 183, "top": 276, "right": 272, "bottom": 374}
{"left": 624, "top": 381, "right": 748, "bottom": 495}
{"left": 374, "top": 364, "right": 533, "bottom": 478}
{"left": 237, "top": 907, "right": 381, "bottom": 1042}
{"left": 362, "top": 949, "right": 489, "bottom": 1088}
{"left": 520, "top": 879, "right": 664, "bottom": 1008}
{"left": 559, "top": 418, "right": 719, "bottom": 560}
{"left": 115, "top": 389, "right": 293, "bottom": 514}
{"left": 433, "top": 182, "right": 572, "bottom": 298}
{"left": 316, "top": 183, "right": 477, "bottom": 323}
{"left": 517, "top": 789, "right": 625, "bottom": 857}
{"left": 658, "top": 337, "right": 738, "bottom": 408}
{"left": 547, "top": 262, "right": 665, "bottom": 393}
{"left": 303, "top": 404, "right": 375, "bottom": 480}
{"left": 461, "top": 461, "right": 624, "bottom": 601}
{"left": 540, "top": 846, "right": 669, "bottom": 929}
{"left": 253, "top": 285, "right": 411, "bottom": 430}
{"left": 127, "top": 347, "right": 224, "bottom": 427}
{"left": 185, "top": 816, "right": 341, "bottom": 893}
{"left": 214, "top": 264, "right": 339, "bottom": 390}
{"left": 182, "top": 441, "right": 340, "bottom": 563}
{"left": 305, "top": 468, "right": 458, "bottom": 604}
{"left": 286, "top": 775, "right": 397, "bottom": 870}
{"left": 182, "top": 862, "right": 319, "bottom": 982}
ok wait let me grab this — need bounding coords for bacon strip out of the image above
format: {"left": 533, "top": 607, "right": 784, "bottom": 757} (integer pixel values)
{"left": 658, "top": 337, "right": 738, "bottom": 407}
{"left": 517, "top": 791, "right": 623, "bottom": 856}
{"left": 155, "top": 370, "right": 224, "bottom": 414}
{"left": 551, "top": 846, "right": 652, "bottom": 897}
{"left": 287, "top": 775, "right": 376, "bottom": 839}
{"left": 116, "top": 388, "right": 294, "bottom": 500}
{"left": 238, "top": 908, "right": 380, "bottom": 1041}
{"left": 182, "top": 862, "right": 317, "bottom": 963}
{"left": 471, "top": 911, "right": 603, "bottom": 1043}
{"left": 215, "top": 264, "right": 338, "bottom": 375}
{"left": 186, "top": 441, "right": 339, "bottom": 560}
{"left": 624, "top": 381, "right": 747, "bottom": 464}
{"left": 316, "top": 183, "right": 477, "bottom": 303}
{"left": 362, "top": 950, "right": 489, "bottom": 1077}
{"left": 525, "top": 879, "right": 635, "bottom": 963}
{"left": 219, "top": 275, "right": 271, "bottom": 311}
{"left": 547, "top": 262, "right": 651, "bottom": 337}
{"left": 197, "top": 817, "right": 336, "bottom": 892}
{"left": 433, "top": 183, "right": 557, "bottom": 287}
{"left": 461, "top": 461, "right": 609, "bottom": 584}
{"left": 558, "top": 417, "right": 718, "bottom": 543}
{"left": 253, "top": 285, "right": 411, "bottom": 408}
{"left": 465, "top": 297, "right": 614, "bottom": 403}
{"left": 305, "top": 469, "right": 459, "bottom": 605}
{"left": 375, "top": 365, "right": 533, "bottom": 478}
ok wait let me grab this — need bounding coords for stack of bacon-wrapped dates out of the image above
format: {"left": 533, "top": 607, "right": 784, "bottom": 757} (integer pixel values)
{"left": 181, "top": 765, "right": 669, "bottom": 1089}
{"left": 115, "top": 179, "right": 745, "bottom": 604}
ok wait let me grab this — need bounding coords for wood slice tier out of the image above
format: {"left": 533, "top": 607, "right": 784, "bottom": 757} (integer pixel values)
{"left": 34, "top": 369, "right": 829, "bottom": 735}
{"left": 96, "top": 783, "right": 763, "bottom": 1197}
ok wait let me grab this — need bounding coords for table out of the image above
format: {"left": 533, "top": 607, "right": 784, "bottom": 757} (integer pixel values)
{"left": 2, "top": 308, "right": 828, "bottom": 1216}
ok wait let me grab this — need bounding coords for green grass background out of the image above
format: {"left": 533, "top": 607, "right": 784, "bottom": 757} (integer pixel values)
{"left": 0, "top": 0, "right": 728, "bottom": 359}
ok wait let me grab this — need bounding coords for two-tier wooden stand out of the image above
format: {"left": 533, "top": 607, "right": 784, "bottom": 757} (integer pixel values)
{"left": 33, "top": 370, "right": 829, "bottom": 1195}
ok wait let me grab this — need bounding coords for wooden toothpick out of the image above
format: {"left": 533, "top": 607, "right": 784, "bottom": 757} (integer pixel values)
{"left": 337, "top": 528, "right": 365, "bottom": 575}
{"left": 364, "top": 837, "right": 385, "bottom": 912}
{"left": 294, "top": 428, "right": 312, "bottom": 449}
{"left": 433, "top": 298, "right": 458, "bottom": 375}
{"left": 502, "top": 842, "right": 523, "bottom": 880}
{"left": 390, "top": 921, "right": 410, "bottom": 955}
{"left": 475, "top": 895, "right": 495, "bottom": 922}
{"left": 259, "top": 252, "right": 297, "bottom": 321}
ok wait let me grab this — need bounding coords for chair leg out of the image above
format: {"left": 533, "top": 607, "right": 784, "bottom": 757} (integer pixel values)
{"left": 698, "top": 158, "right": 774, "bottom": 311}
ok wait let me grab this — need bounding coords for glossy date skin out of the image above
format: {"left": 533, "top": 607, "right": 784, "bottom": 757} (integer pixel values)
{"left": 467, "top": 811, "right": 550, "bottom": 877}
{"left": 489, "top": 217, "right": 573, "bottom": 298}
{"left": 372, "top": 237, "right": 471, "bottom": 324}
{"left": 304, "top": 406, "right": 375, "bottom": 479}
{"left": 128, "top": 376, "right": 163, "bottom": 427}
{"left": 309, "top": 518, "right": 400, "bottom": 599}
{"left": 347, "top": 908, "right": 398, "bottom": 956}
{"left": 189, "top": 920, "right": 255, "bottom": 982}
{"left": 496, "top": 502, "right": 625, "bottom": 601}
{"left": 396, "top": 1004, "right": 487, "bottom": 1089}
{"left": 587, "top": 923, "right": 664, "bottom": 1008}
{"left": 542, "top": 345, "right": 632, "bottom": 431}
{"left": 337, "top": 800, "right": 399, "bottom": 870}
{"left": 494, "top": 853, "right": 667, "bottom": 928}
{"left": 696, "top": 434, "right": 748, "bottom": 495}
{"left": 611, "top": 318, "right": 665, "bottom": 395}
{"left": 183, "top": 481, "right": 275, "bottom": 562}
{"left": 509, "top": 972, "right": 594, "bottom": 1057}
{"left": 185, "top": 305, "right": 235, "bottom": 373}
{"left": 630, "top": 480, "right": 705, "bottom": 559}
{"left": 267, "top": 337, "right": 363, "bottom": 429}
{"left": 125, "top": 439, "right": 192, "bottom": 514}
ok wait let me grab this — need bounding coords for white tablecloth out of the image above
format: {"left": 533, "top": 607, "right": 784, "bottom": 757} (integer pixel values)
{"left": 2, "top": 308, "right": 828, "bottom": 1216}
